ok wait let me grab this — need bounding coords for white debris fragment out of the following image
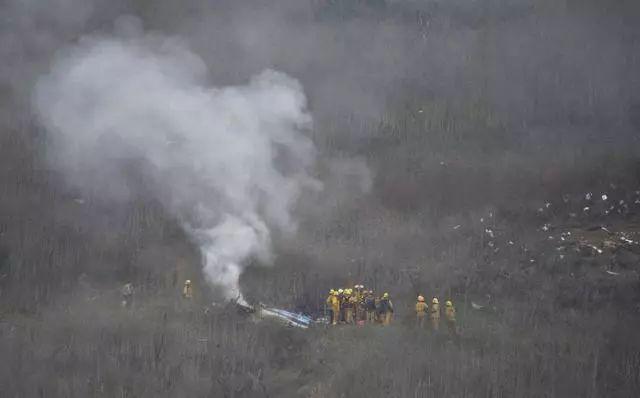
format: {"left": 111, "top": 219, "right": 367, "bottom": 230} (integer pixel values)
{"left": 545, "top": 202, "right": 551, "bottom": 208}
{"left": 583, "top": 207, "right": 590, "bottom": 212}
{"left": 453, "top": 224, "right": 461, "bottom": 230}
{"left": 73, "top": 198, "right": 85, "bottom": 204}
{"left": 601, "top": 194, "right": 608, "bottom": 201}
{"left": 508, "top": 241, "right": 514, "bottom": 245}
{"left": 471, "top": 302, "right": 484, "bottom": 310}
{"left": 559, "top": 255, "right": 565, "bottom": 260}
{"left": 541, "top": 224, "right": 550, "bottom": 232}
{"left": 537, "top": 208, "right": 544, "bottom": 213}
{"left": 548, "top": 236, "right": 554, "bottom": 240}
{"left": 488, "top": 241, "right": 495, "bottom": 247}
{"left": 601, "top": 227, "right": 611, "bottom": 234}
{"left": 620, "top": 236, "right": 635, "bottom": 244}
{"left": 585, "top": 192, "right": 592, "bottom": 200}
{"left": 485, "top": 228, "right": 494, "bottom": 238}
{"left": 589, "top": 245, "right": 603, "bottom": 254}
{"left": 605, "top": 270, "right": 620, "bottom": 276}
{"left": 480, "top": 218, "right": 484, "bottom": 223}
{"left": 569, "top": 212, "right": 577, "bottom": 218}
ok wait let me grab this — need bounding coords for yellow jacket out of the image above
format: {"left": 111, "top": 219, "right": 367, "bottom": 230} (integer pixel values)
{"left": 445, "top": 306, "right": 456, "bottom": 322}
{"left": 415, "top": 301, "right": 427, "bottom": 315}
{"left": 327, "top": 295, "right": 340, "bottom": 309}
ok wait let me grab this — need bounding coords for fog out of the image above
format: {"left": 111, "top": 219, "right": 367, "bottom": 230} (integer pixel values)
{"left": 2, "top": 0, "right": 640, "bottom": 397}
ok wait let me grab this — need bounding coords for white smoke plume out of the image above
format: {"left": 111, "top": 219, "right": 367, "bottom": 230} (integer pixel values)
{"left": 34, "top": 21, "right": 320, "bottom": 302}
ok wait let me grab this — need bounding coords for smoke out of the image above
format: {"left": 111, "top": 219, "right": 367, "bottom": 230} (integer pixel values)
{"left": 34, "top": 19, "right": 320, "bottom": 302}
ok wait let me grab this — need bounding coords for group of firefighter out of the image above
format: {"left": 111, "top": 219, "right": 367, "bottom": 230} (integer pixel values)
{"left": 326, "top": 285, "right": 457, "bottom": 334}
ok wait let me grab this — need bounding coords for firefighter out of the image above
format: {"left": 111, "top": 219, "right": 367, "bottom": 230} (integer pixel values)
{"left": 445, "top": 300, "right": 457, "bottom": 336}
{"left": 364, "top": 290, "right": 377, "bottom": 323}
{"left": 327, "top": 290, "right": 341, "bottom": 325}
{"left": 349, "top": 288, "right": 360, "bottom": 323}
{"left": 379, "top": 292, "right": 394, "bottom": 325}
{"left": 121, "top": 282, "right": 134, "bottom": 308}
{"left": 337, "top": 289, "right": 345, "bottom": 322}
{"left": 344, "top": 289, "right": 355, "bottom": 324}
{"left": 353, "top": 285, "right": 364, "bottom": 321}
{"left": 183, "top": 279, "right": 193, "bottom": 299}
{"left": 430, "top": 297, "right": 440, "bottom": 331}
{"left": 415, "top": 295, "right": 427, "bottom": 328}
{"left": 326, "top": 289, "right": 336, "bottom": 323}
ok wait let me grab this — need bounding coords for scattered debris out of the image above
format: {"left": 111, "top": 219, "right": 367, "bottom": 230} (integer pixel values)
{"left": 453, "top": 224, "right": 461, "bottom": 230}
{"left": 602, "top": 194, "right": 608, "bottom": 201}
{"left": 471, "top": 302, "right": 484, "bottom": 310}
{"left": 73, "top": 198, "right": 85, "bottom": 205}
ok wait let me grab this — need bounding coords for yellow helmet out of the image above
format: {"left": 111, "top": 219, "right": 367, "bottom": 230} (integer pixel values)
{"left": 432, "top": 297, "right": 439, "bottom": 304}
{"left": 417, "top": 295, "right": 425, "bottom": 302}
{"left": 338, "top": 289, "right": 344, "bottom": 294}
{"left": 383, "top": 292, "right": 389, "bottom": 299}
{"left": 345, "top": 289, "right": 352, "bottom": 295}
{"left": 329, "top": 289, "right": 335, "bottom": 295}
{"left": 446, "top": 300, "right": 453, "bottom": 307}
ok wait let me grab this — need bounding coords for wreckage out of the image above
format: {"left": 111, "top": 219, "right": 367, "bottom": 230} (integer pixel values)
{"left": 234, "top": 301, "right": 321, "bottom": 329}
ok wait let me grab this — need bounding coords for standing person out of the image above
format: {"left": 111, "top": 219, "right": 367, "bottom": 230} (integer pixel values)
{"left": 364, "top": 290, "right": 377, "bottom": 323}
{"left": 379, "top": 292, "right": 394, "bottom": 325}
{"left": 445, "top": 300, "right": 457, "bottom": 336}
{"left": 430, "top": 297, "right": 440, "bottom": 331}
{"left": 344, "top": 289, "right": 355, "bottom": 324}
{"left": 183, "top": 280, "right": 193, "bottom": 299}
{"left": 353, "top": 285, "right": 364, "bottom": 321}
{"left": 121, "top": 282, "right": 134, "bottom": 308}
{"left": 337, "top": 289, "right": 345, "bottom": 322}
{"left": 327, "top": 290, "right": 341, "bottom": 325}
{"left": 326, "top": 289, "right": 336, "bottom": 324}
{"left": 415, "top": 295, "right": 427, "bottom": 328}
{"left": 349, "top": 289, "right": 359, "bottom": 324}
